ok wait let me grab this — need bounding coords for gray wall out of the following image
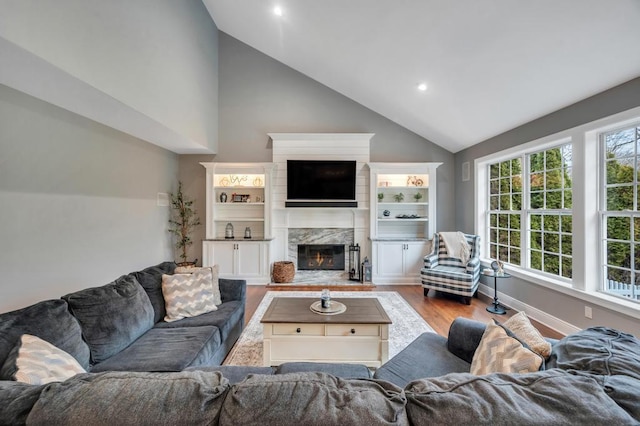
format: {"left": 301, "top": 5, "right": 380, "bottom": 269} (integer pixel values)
{"left": 179, "top": 32, "right": 455, "bottom": 264}
{"left": 0, "top": 84, "right": 178, "bottom": 313}
{"left": 455, "top": 77, "right": 640, "bottom": 335}
{"left": 0, "top": 0, "right": 219, "bottom": 152}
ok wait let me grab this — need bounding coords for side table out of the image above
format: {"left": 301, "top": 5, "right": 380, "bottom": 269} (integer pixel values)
{"left": 485, "top": 271, "right": 511, "bottom": 315}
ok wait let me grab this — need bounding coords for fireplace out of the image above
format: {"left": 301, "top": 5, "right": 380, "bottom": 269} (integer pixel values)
{"left": 297, "top": 244, "right": 345, "bottom": 271}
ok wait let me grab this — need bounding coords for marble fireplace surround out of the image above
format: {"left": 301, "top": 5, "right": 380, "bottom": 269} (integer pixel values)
{"left": 288, "top": 228, "right": 355, "bottom": 284}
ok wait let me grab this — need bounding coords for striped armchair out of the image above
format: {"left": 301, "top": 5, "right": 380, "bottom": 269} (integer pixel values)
{"left": 421, "top": 233, "right": 480, "bottom": 305}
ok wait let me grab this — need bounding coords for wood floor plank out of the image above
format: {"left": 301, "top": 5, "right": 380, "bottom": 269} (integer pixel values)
{"left": 245, "top": 285, "right": 564, "bottom": 339}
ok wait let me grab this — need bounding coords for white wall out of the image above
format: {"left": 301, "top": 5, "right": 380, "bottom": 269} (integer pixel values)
{"left": 0, "top": 84, "right": 178, "bottom": 313}
{"left": 0, "top": 0, "right": 219, "bottom": 153}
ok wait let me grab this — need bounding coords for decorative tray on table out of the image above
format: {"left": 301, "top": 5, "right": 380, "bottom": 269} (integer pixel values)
{"left": 309, "top": 301, "right": 347, "bottom": 315}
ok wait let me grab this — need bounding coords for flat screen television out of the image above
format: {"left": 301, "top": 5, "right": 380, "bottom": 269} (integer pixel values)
{"left": 286, "top": 160, "right": 357, "bottom": 204}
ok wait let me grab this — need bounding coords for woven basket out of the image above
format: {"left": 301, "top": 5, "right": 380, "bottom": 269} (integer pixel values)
{"left": 272, "top": 261, "right": 295, "bottom": 283}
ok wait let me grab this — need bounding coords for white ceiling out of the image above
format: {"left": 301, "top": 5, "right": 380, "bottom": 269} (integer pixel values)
{"left": 204, "top": 0, "right": 640, "bottom": 153}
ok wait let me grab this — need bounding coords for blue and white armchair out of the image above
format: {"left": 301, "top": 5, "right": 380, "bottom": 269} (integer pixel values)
{"left": 421, "top": 232, "right": 481, "bottom": 305}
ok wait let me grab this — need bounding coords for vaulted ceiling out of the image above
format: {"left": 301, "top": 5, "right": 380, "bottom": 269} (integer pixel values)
{"left": 204, "top": 0, "right": 640, "bottom": 153}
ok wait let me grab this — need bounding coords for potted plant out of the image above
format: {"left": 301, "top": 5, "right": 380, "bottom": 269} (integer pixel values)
{"left": 394, "top": 193, "right": 404, "bottom": 203}
{"left": 168, "top": 181, "right": 201, "bottom": 266}
{"left": 413, "top": 192, "right": 423, "bottom": 202}
{"left": 378, "top": 193, "right": 384, "bottom": 202}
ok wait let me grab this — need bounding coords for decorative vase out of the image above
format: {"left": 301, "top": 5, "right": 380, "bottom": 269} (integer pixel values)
{"left": 244, "top": 227, "right": 252, "bottom": 239}
{"left": 220, "top": 192, "right": 227, "bottom": 203}
{"left": 225, "top": 222, "right": 234, "bottom": 239}
{"left": 383, "top": 210, "right": 391, "bottom": 217}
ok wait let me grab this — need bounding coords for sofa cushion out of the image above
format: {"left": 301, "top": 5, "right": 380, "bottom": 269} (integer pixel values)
{"left": 154, "top": 300, "right": 243, "bottom": 341}
{"left": 275, "top": 362, "right": 372, "bottom": 379}
{"left": 27, "top": 371, "right": 229, "bottom": 426}
{"left": 405, "top": 369, "right": 638, "bottom": 425}
{"left": 219, "top": 372, "right": 409, "bottom": 425}
{"left": 470, "top": 322, "right": 542, "bottom": 375}
{"left": 132, "top": 262, "right": 176, "bottom": 323}
{"left": 90, "top": 326, "right": 221, "bottom": 372}
{"left": 0, "top": 299, "right": 90, "bottom": 374}
{"left": 162, "top": 269, "right": 218, "bottom": 322}
{"left": 547, "top": 326, "right": 640, "bottom": 380}
{"left": 502, "top": 311, "right": 552, "bottom": 358}
{"left": 62, "top": 275, "right": 155, "bottom": 364}
{"left": 1, "top": 334, "right": 86, "bottom": 385}
{"left": 0, "top": 381, "right": 47, "bottom": 425}
{"left": 185, "top": 365, "right": 275, "bottom": 384}
{"left": 374, "top": 332, "right": 470, "bottom": 388}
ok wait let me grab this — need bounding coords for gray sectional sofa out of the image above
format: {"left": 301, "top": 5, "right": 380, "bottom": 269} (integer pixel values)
{"left": 0, "top": 261, "right": 246, "bottom": 375}
{"left": 2, "top": 270, "right": 640, "bottom": 425}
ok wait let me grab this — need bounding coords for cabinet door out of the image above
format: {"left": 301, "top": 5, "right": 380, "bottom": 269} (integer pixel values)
{"left": 375, "top": 242, "right": 405, "bottom": 278}
{"left": 404, "top": 242, "right": 429, "bottom": 276}
{"left": 236, "top": 241, "right": 264, "bottom": 278}
{"left": 214, "top": 242, "right": 237, "bottom": 276}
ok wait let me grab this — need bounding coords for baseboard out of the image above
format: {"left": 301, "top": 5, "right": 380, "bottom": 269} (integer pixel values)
{"left": 478, "top": 283, "right": 581, "bottom": 336}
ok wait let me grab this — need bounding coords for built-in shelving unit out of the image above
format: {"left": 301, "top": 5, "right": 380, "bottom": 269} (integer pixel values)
{"left": 201, "top": 162, "right": 276, "bottom": 283}
{"left": 368, "top": 162, "right": 441, "bottom": 284}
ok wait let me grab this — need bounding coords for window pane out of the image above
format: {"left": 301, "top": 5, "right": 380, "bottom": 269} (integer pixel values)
{"left": 510, "top": 248, "right": 521, "bottom": 266}
{"left": 544, "top": 233, "right": 559, "bottom": 253}
{"left": 510, "top": 214, "right": 521, "bottom": 229}
{"left": 561, "top": 256, "right": 572, "bottom": 279}
{"left": 490, "top": 244, "right": 497, "bottom": 259}
{"left": 607, "top": 216, "right": 630, "bottom": 240}
{"left": 500, "top": 195, "right": 511, "bottom": 210}
{"left": 635, "top": 217, "right": 640, "bottom": 241}
{"left": 530, "top": 173, "right": 544, "bottom": 191}
{"left": 544, "top": 215, "right": 559, "bottom": 232}
{"left": 510, "top": 230, "right": 521, "bottom": 246}
{"left": 531, "top": 215, "right": 542, "bottom": 230}
{"left": 490, "top": 163, "right": 499, "bottom": 179}
{"left": 560, "top": 215, "right": 572, "bottom": 233}
{"left": 530, "top": 250, "right": 542, "bottom": 270}
{"left": 607, "top": 186, "right": 634, "bottom": 210}
{"left": 607, "top": 242, "right": 630, "bottom": 268}
{"left": 490, "top": 195, "right": 499, "bottom": 209}
{"left": 500, "top": 178, "right": 510, "bottom": 193}
{"left": 546, "top": 191, "right": 562, "bottom": 209}
{"left": 490, "top": 214, "right": 497, "bottom": 227}
{"left": 498, "top": 229, "right": 509, "bottom": 245}
{"left": 512, "top": 176, "right": 522, "bottom": 193}
{"left": 546, "top": 170, "right": 562, "bottom": 189}
{"left": 544, "top": 253, "right": 560, "bottom": 275}
{"left": 531, "top": 231, "right": 542, "bottom": 249}
{"left": 512, "top": 193, "right": 522, "bottom": 210}
{"left": 530, "top": 153, "right": 544, "bottom": 173}
{"left": 563, "top": 190, "right": 572, "bottom": 209}
{"left": 498, "top": 214, "right": 508, "bottom": 228}
{"left": 490, "top": 179, "right": 499, "bottom": 195}
{"left": 607, "top": 159, "right": 634, "bottom": 184}
{"left": 561, "top": 235, "right": 572, "bottom": 255}
{"left": 531, "top": 192, "right": 544, "bottom": 209}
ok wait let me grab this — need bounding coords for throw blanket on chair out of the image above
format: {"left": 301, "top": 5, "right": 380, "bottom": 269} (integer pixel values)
{"left": 439, "top": 232, "right": 471, "bottom": 264}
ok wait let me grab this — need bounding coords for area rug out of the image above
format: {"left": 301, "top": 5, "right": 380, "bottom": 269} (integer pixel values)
{"left": 223, "top": 291, "right": 435, "bottom": 366}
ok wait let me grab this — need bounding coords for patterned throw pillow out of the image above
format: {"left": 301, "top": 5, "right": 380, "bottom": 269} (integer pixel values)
{"left": 470, "top": 322, "right": 543, "bottom": 375}
{"left": 1, "top": 334, "right": 86, "bottom": 385}
{"left": 173, "top": 265, "right": 222, "bottom": 306}
{"left": 162, "top": 268, "right": 218, "bottom": 322}
{"left": 502, "top": 312, "right": 552, "bottom": 358}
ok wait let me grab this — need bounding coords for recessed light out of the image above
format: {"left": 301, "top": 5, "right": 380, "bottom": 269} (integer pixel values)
{"left": 273, "top": 6, "right": 283, "bottom": 16}
{"left": 417, "top": 83, "right": 428, "bottom": 92}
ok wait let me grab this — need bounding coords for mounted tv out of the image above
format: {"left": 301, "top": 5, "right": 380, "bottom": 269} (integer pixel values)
{"left": 286, "top": 160, "right": 357, "bottom": 207}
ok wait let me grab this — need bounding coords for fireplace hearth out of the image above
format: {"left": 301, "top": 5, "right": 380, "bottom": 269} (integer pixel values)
{"left": 297, "top": 244, "right": 345, "bottom": 271}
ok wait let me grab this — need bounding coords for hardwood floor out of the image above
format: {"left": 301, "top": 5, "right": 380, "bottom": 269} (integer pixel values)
{"left": 246, "top": 285, "right": 564, "bottom": 340}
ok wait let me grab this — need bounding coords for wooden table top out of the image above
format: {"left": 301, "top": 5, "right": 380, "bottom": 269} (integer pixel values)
{"left": 260, "top": 297, "right": 392, "bottom": 324}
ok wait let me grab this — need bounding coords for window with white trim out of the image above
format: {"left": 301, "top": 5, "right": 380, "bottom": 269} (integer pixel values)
{"left": 487, "top": 143, "right": 573, "bottom": 280}
{"left": 601, "top": 124, "right": 640, "bottom": 301}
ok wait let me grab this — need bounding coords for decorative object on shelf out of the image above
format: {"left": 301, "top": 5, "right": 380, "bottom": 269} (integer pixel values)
{"left": 405, "top": 176, "right": 424, "bottom": 187}
{"left": 225, "top": 222, "right": 234, "bottom": 239}
{"left": 244, "top": 227, "right": 252, "bottom": 239}
{"left": 361, "top": 257, "right": 372, "bottom": 282}
{"left": 272, "top": 261, "right": 295, "bottom": 283}
{"left": 413, "top": 192, "right": 423, "bottom": 202}
{"left": 396, "top": 214, "right": 420, "bottom": 219}
{"left": 383, "top": 210, "right": 391, "bottom": 217}
{"left": 321, "top": 288, "right": 331, "bottom": 309}
{"left": 394, "top": 193, "right": 404, "bottom": 203}
{"left": 232, "top": 193, "right": 251, "bottom": 202}
{"left": 229, "top": 175, "right": 248, "bottom": 186}
{"left": 256, "top": 196, "right": 261, "bottom": 202}
{"left": 220, "top": 177, "right": 230, "bottom": 187}
{"left": 168, "top": 181, "right": 201, "bottom": 265}
{"left": 378, "top": 193, "right": 384, "bottom": 201}
{"left": 491, "top": 259, "right": 504, "bottom": 276}
{"left": 349, "top": 243, "right": 361, "bottom": 281}
{"left": 253, "top": 176, "right": 263, "bottom": 186}
{"left": 219, "top": 192, "right": 227, "bottom": 203}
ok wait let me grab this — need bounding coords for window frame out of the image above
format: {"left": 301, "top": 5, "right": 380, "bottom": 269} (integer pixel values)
{"left": 474, "top": 105, "right": 640, "bottom": 319}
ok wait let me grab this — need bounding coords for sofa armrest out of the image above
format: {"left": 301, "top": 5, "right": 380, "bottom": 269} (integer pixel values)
{"left": 446, "top": 317, "right": 487, "bottom": 363}
{"left": 465, "top": 256, "right": 480, "bottom": 274}
{"left": 219, "top": 278, "right": 246, "bottom": 304}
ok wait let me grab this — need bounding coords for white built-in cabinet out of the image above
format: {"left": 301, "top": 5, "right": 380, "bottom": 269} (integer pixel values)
{"left": 368, "top": 162, "right": 441, "bottom": 284}
{"left": 200, "top": 162, "right": 276, "bottom": 284}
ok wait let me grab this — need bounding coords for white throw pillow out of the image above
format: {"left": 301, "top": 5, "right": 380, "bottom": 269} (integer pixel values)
{"left": 162, "top": 268, "right": 218, "bottom": 322}
{"left": 6, "top": 334, "right": 86, "bottom": 385}
{"left": 173, "top": 265, "right": 222, "bottom": 306}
